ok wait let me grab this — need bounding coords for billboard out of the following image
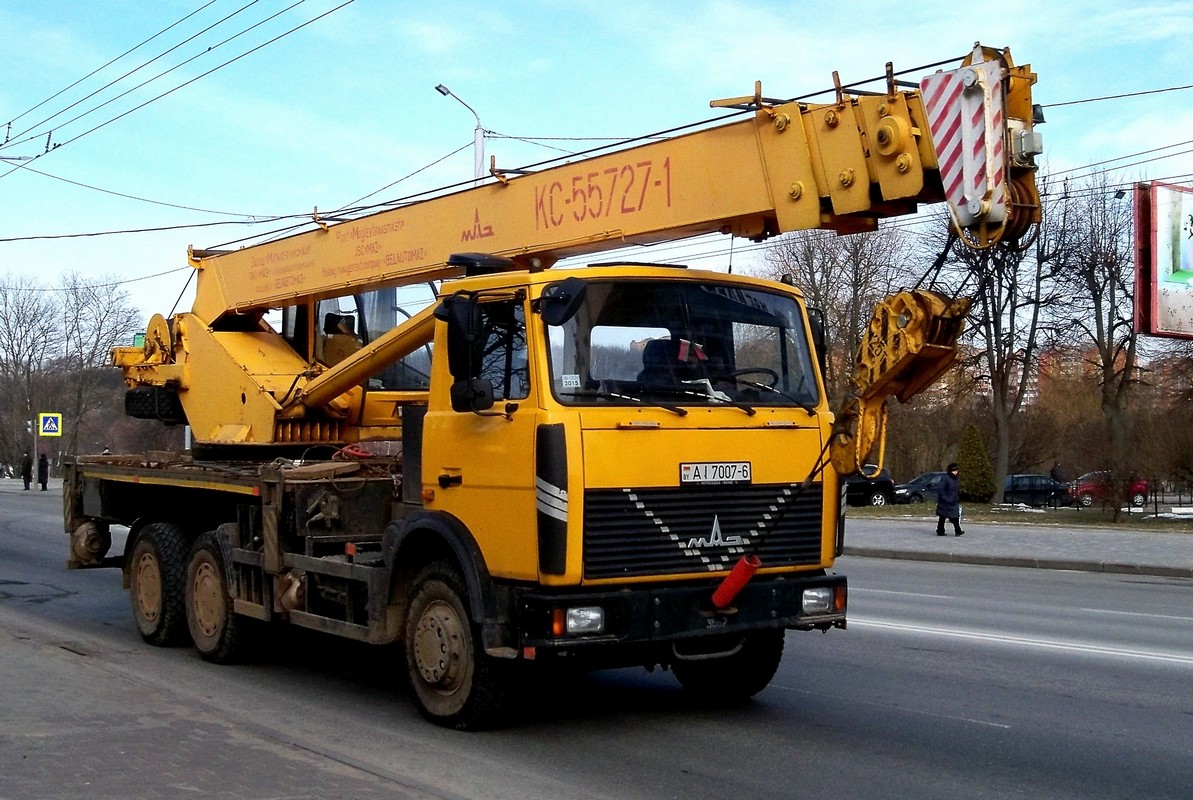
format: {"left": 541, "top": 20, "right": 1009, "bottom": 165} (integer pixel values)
{"left": 1135, "top": 182, "right": 1193, "bottom": 339}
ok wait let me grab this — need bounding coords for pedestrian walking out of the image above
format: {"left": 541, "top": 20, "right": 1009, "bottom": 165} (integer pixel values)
{"left": 936, "top": 462, "right": 964, "bottom": 537}
{"left": 37, "top": 454, "right": 48, "bottom": 491}
{"left": 20, "top": 452, "right": 32, "bottom": 490}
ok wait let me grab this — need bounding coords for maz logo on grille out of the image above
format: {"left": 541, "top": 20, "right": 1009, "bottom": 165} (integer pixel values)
{"left": 685, "top": 515, "right": 746, "bottom": 549}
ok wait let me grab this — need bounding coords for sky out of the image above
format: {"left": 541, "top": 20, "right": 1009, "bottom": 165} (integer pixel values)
{"left": 3, "top": 0, "right": 1193, "bottom": 324}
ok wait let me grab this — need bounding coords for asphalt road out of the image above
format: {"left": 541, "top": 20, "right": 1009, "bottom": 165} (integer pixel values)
{"left": 3, "top": 482, "right": 1192, "bottom": 799}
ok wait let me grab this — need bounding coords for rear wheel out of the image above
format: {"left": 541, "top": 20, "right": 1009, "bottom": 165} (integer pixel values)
{"left": 185, "top": 531, "right": 246, "bottom": 664}
{"left": 404, "top": 562, "right": 513, "bottom": 730}
{"left": 129, "top": 522, "right": 189, "bottom": 646}
{"left": 1130, "top": 492, "right": 1146, "bottom": 507}
{"left": 672, "top": 629, "right": 785, "bottom": 701}
{"left": 1079, "top": 492, "right": 1095, "bottom": 507}
{"left": 869, "top": 492, "right": 888, "bottom": 506}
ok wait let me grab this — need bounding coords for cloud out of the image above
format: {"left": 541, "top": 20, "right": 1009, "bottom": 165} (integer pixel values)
{"left": 399, "top": 20, "right": 472, "bottom": 55}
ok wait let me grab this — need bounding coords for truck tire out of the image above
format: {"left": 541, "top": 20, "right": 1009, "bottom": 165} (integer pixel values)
{"left": 404, "top": 562, "right": 513, "bottom": 730}
{"left": 672, "top": 629, "right": 785, "bottom": 701}
{"left": 129, "top": 522, "right": 189, "bottom": 646}
{"left": 185, "top": 531, "right": 246, "bottom": 664}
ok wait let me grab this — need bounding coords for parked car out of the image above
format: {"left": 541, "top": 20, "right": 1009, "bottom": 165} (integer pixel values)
{"left": 893, "top": 471, "right": 947, "bottom": 505}
{"left": 845, "top": 465, "right": 895, "bottom": 506}
{"left": 1002, "top": 473, "right": 1073, "bottom": 507}
{"left": 1072, "top": 471, "right": 1149, "bottom": 508}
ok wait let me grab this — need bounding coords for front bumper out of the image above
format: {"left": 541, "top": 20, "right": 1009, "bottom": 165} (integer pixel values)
{"left": 517, "top": 572, "right": 846, "bottom": 654}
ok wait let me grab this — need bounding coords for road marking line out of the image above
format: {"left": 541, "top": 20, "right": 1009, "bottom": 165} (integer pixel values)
{"left": 850, "top": 588, "right": 953, "bottom": 599}
{"left": 1078, "top": 607, "right": 1193, "bottom": 623}
{"left": 851, "top": 618, "right": 1193, "bottom": 665}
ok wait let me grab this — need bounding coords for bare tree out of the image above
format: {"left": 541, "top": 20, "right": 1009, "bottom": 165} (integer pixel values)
{"left": 926, "top": 201, "right": 1064, "bottom": 501}
{"left": 1049, "top": 177, "right": 1140, "bottom": 514}
{"left": 762, "top": 226, "right": 913, "bottom": 406}
{"left": 0, "top": 274, "right": 62, "bottom": 469}
{"left": 59, "top": 272, "right": 142, "bottom": 456}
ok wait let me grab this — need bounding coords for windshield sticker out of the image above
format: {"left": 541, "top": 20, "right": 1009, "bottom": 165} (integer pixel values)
{"left": 561, "top": 373, "right": 581, "bottom": 389}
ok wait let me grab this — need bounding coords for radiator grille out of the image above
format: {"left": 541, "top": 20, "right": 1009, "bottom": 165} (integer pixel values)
{"left": 583, "top": 483, "right": 824, "bottom": 579}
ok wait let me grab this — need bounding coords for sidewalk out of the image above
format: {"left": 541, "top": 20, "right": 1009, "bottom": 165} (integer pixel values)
{"left": 841, "top": 514, "right": 1193, "bottom": 579}
{"left": 2, "top": 476, "right": 61, "bottom": 494}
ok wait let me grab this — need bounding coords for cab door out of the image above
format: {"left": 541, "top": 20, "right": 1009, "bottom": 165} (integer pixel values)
{"left": 422, "top": 295, "right": 542, "bottom": 582}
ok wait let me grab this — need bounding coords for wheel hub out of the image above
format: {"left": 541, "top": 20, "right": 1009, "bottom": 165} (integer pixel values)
{"left": 134, "top": 552, "right": 162, "bottom": 622}
{"left": 413, "top": 599, "right": 465, "bottom": 690}
{"left": 191, "top": 561, "right": 222, "bottom": 638}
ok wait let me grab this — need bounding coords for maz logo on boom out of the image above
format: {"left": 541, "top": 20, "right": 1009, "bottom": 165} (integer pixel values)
{"left": 461, "top": 209, "right": 495, "bottom": 241}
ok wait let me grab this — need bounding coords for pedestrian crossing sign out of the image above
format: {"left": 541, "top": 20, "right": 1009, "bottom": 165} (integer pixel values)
{"left": 38, "top": 412, "right": 62, "bottom": 437}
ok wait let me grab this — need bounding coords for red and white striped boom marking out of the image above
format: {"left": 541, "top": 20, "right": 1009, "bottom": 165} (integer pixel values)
{"left": 920, "top": 59, "right": 1007, "bottom": 229}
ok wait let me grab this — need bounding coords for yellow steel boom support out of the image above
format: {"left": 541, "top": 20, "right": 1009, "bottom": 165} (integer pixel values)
{"left": 189, "top": 48, "right": 1037, "bottom": 323}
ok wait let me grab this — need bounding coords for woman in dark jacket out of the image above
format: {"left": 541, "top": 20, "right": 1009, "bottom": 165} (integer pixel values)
{"left": 935, "top": 463, "right": 963, "bottom": 536}
{"left": 37, "top": 454, "right": 49, "bottom": 491}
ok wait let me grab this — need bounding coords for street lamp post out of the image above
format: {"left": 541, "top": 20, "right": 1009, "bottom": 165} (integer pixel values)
{"left": 435, "top": 84, "right": 484, "bottom": 185}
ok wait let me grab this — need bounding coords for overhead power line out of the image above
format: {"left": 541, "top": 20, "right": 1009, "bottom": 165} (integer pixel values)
{"left": 0, "top": 216, "right": 295, "bottom": 243}
{"left": 17, "top": 163, "right": 272, "bottom": 217}
{"left": 0, "top": 1, "right": 353, "bottom": 182}
{"left": 3, "top": 0, "right": 310, "bottom": 155}
{"left": 1041, "top": 83, "right": 1193, "bottom": 108}
{"left": 0, "top": 266, "right": 191, "bottom": 294}
{"left": 2, "top": 0, "right": 266, "bottom": 153}
{"left": 2, "top": 0, "right": 220, "bottom": 135}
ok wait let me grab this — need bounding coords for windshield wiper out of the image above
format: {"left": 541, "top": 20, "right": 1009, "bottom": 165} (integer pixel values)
{"left": 722, "top": 377, "right": 817, "bottom": 415}
{"left": 639, "top": 384, "right": 757, "bottom": 416}
{"left": 561, "top": 390, "right": 687, "bottom": 417}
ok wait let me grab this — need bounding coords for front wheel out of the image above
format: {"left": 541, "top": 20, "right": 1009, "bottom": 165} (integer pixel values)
{"left": 1130, "top": 492, "right": 1147, "bottom": 507}
{"left": 671, "top": 629, "right": 785, "bottom": 701}
{"left": 404, "top": 562, "right": 513, "bottom": 730}
{"left": 869, "top": 492, "right": 888, "bottom": 506}
{"left": 1079, "top": 492, "right": 1095, "bottom": 507}
{"left": 185, "top": 531, "right": 247, "bottom": 664}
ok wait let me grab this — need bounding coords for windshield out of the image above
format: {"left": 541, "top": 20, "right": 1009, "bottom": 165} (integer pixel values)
{"left": 546, "top": 279, "right": 820, "bottom": 409}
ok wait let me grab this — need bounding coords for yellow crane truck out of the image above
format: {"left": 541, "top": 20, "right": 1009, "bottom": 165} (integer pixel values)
{"left": 63, "top": 45, "right": 1041, "bottom": 729}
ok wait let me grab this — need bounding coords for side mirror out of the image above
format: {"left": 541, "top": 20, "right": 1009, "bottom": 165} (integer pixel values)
{"left": 450, "top": 378, "right": 495, "bottom": 412}
{"left": 539, "top": 277, "right": 587, "bottom": 326}
{"left": 435, "top": 294, "right": 485, "bottom": 381}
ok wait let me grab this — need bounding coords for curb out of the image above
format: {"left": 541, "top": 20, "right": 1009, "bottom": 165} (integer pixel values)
{"left": 841, "top": 546, "right": 1193, "bottom": 580}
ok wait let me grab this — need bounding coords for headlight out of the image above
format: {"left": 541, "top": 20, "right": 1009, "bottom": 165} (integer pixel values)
{"left": 802, "top": 587, "right": 833, "bottom": 614}
{"left": 564, "top": 606, "right": 604, "bottom": 635}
